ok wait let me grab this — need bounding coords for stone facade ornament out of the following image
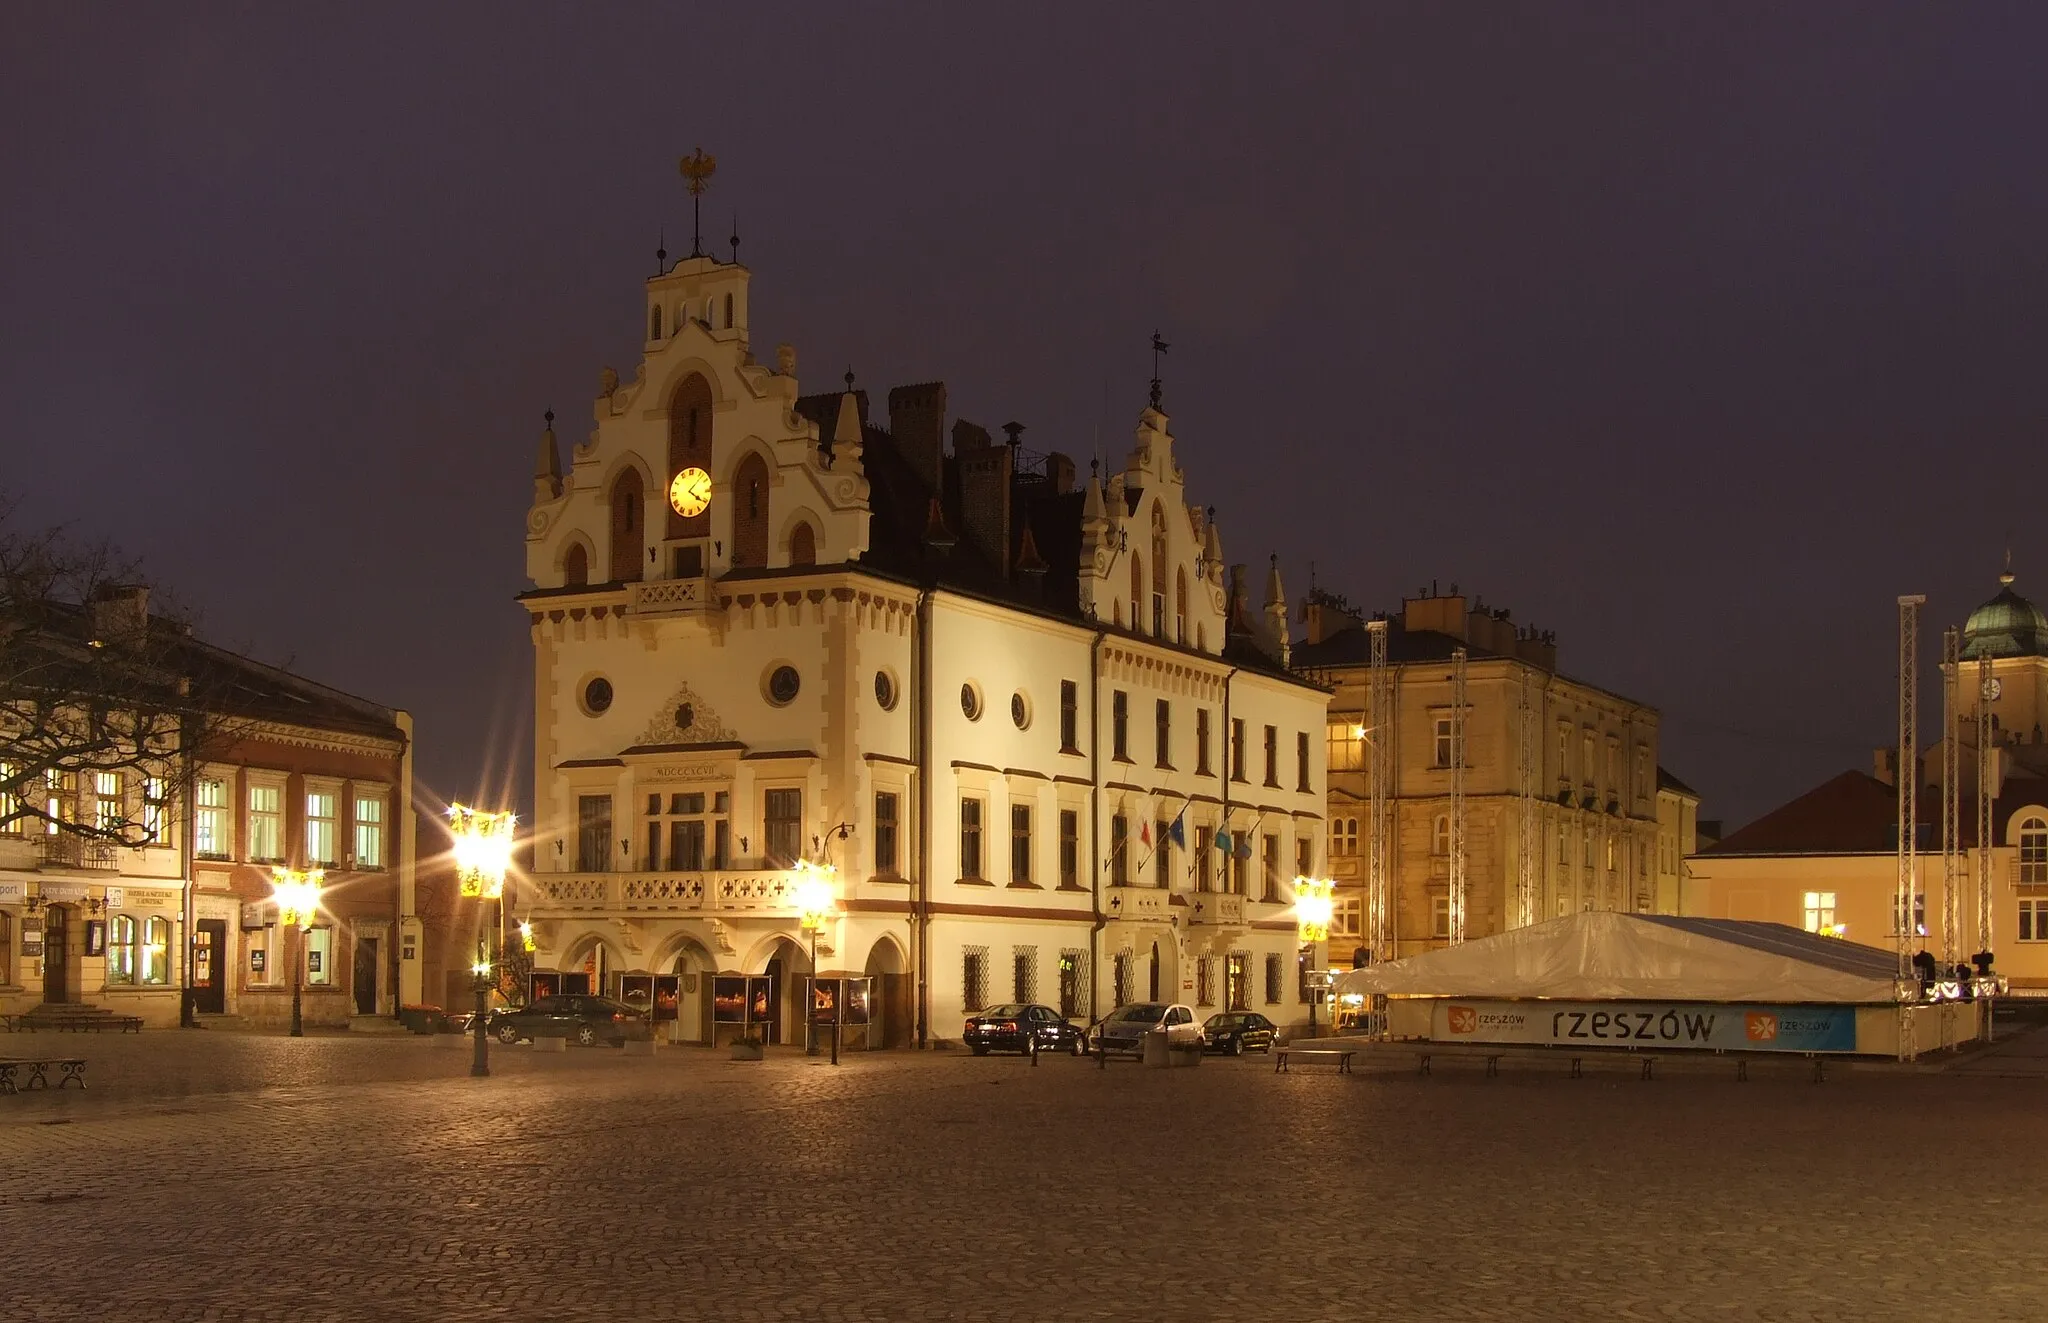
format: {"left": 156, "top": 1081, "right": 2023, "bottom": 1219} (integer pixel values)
{"left": 636, "top": 680, "right": 737, "bottom": 746}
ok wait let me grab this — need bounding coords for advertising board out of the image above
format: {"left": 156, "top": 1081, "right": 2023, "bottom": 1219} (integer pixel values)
{"left": 1430, "top": 999, "right": 1857, "bottom": 1054}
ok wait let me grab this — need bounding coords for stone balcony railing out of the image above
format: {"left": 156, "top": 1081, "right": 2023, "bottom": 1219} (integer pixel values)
{"left": 527, "top": 869, "right": 797, "bottom": 914}
{"left": 1104, "top": 885, "right": 1171, "bottom": 922}
{"left": 629, "top": 576, "right": 713, "bottom": 615}
{"left": 1188, "top": 892, "right": 1245, "bottom": 926}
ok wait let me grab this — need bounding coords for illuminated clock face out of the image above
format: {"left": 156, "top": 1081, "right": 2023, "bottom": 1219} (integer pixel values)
{"left": 1986, "top": 677, "right": 2003, "bottom": 701}
{"left": 669, "top": 467, "right": 712, "bottom": 518}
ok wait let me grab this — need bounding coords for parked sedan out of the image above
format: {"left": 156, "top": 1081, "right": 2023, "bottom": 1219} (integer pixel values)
{"left": 488, "top": 995, "right": 652, "bottom": 1047}
{"left": 1090, "top": 1002, "right": 1204, "bottom": 1056}
{"left": 1203, "top": 1011, "right": 1277, "bottom": 1055}
{"left": 964, "top": 1004, "right": 1086, "bottom": 1056}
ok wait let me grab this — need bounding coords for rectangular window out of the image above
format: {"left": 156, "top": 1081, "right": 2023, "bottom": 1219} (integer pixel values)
{"left": 142, "top": 776, "right": 167, "bottom": 844}
{"left": 669, "top": 818, "right": 706, "bottom": 871}
{"left": 874, "top": 792, "right": 899, "bottom": 875}
{"left": 1113, "top": 951, "right": 1133, "bottom": 1007}
{"left": 2019, "top": 900, "right": 2048, "bottom": 942}
{"left": 1010, "top": 803, "right": 1033, "bottom": 886}
{"left": 1264, "top": 953, "right": 1283, "bottom": 1005}
{"left": 1802, "top": 891, "right": 1838, "bottom": 933}
{"left": 1013, "top": 948, "right": 1036, "bottom": 1003}
{"left": 959, "top": 797, "right": 984, "bottom": 881}
{"left": 1195, "top": 956, "right": 1212, "bottom": 1006}
{"left": 1155, "top": 699, "right": 1172, "bottom": 768}
{"left": 763, "top": 788, "right": 802, "bottom": 866}
{"left": 195, "top": 777, "right": 229, "bottom": 859}
{"left": 1110, "top": 815, "right": 1129, "bottom": 885}
{"left": 1328, "top": 720, "right": 1363, "bottom": 772}
{"left": 306, "top": 926, "right": 334, "bottom": 987}
{"left": 1058, "top": 809, "right": 1079, "bottom": 889}
{"left": 140, "top": 915, "right": 170, "bottom": 985}
{"left": 1581, "top": 731, "right": 1595, "bottom": 787}
{"left": 1263, "top": 725, "right": 1279, "bottom": 787}
{"left": 1296, "top": 731, "right": 1311, "bottom": 792}
{"left": 1196, "top": 709, "right": 1213, "bottom": 776}
{"left": 576, "top": 794, "right": 612, "bottom": 871}
{"left": 1230, "top": 832, "right": 1249, "bottom": 895}
{"left": 962, "top": 948, "right": 988, "bottom": 1012}
{"left": 1154, "top": 821, "right": 1172, "bottom": 888}
{"left": 1556, "top": 722, "right": 1570, "bottom": 782}
{"left": 1557, "top": 822, "right": 1569, "bottom": 864}
{"left": 1434, "top": 718, "right": 1455, "bottom": 769}
{"left": 0, "top": 761, "right": 17, "bottom": 835}
{"left": 353, "top": 791, "right": 385, "bottom": 869}
{"left": 1058, "top": 950, "right": 1086, "bottom": 1017}
{"left": 1334, "top": 895, "right": 1362, "bottom": 938}
{"left": 1890, "top": 893, "right": 1927, "bottom": 938}
{"left": 1226, "top": 952, "right": 1249, "bottom": 1011}
{"left": 1261, "top": 834, "right": 1280, "bottom": 902}
{"left": 247, "top": 783, "right": 283, "bottom": 863}
{"left": 108, "top": 915, "right": 137, "bottom": 984}
{"left": 1112, "top": 691, "right": 1130, "bottom": 762}
{"left": 1231, "top": 719, "right": 1247, "bottom": 782}
{"left": 1195, "top": 826, "right": 1214, "bottom": 891}
{"left": 1432, "top": 894, "right": 1452, "bottom": 940}
{"left": 94, "top": 771, "right": 123, "bottom": 833}
{"left": 1297, "top": 837, "right": 1314, "bottom": 881}
{"left": 1059, "top": 680, "right": 1079, "bottom": 753}
{"left": 306, "top": 789, "right": 338, "bottom": 867}
{"left": 1635, "top": 747, "right": 1650, "bottom": 802}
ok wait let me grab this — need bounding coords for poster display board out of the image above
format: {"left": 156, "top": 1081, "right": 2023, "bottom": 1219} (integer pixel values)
{"left": 1430, "top": 999, "right": 1858, "bottom": 1054}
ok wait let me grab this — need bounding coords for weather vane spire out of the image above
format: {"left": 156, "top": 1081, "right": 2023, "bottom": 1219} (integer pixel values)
{"left": 679, "top": 147, "right": 717, "bottom": 258}
{"left": 1149, "top": 330, "right": 1170, "bottom": 410}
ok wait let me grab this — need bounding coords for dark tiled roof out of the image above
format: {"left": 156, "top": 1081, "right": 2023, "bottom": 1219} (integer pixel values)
{"left": 1706, "top": 766, "right": 2048, "bottom": 855}
{"left": 1656, "top": 766, "right": 1700, "bottom": 798}
{"left": 1292, "top": 619, "right": 1506, "bottom": 668}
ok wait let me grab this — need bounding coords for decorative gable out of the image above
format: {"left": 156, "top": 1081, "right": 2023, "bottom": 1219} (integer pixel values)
{"left": 635, "top": 679, "right": 738, "bottom": 746}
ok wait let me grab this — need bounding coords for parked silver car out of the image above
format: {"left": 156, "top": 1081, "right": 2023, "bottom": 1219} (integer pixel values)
{"left": 1090, "top": 1002, "right": 1204, "bottom": 1056}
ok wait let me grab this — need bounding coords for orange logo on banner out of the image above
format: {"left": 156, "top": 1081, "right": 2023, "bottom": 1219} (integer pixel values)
{"left": 1447, "top": 1006, "right": 1479, "bottom": 1034}
{"left": 1745, "top": 1013, "right": 1779, "bottom": 1042}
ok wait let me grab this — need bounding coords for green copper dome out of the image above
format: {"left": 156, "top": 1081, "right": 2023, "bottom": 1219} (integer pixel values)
{"left": 1961, "top": 572, "right": 2048, "bottom": 661}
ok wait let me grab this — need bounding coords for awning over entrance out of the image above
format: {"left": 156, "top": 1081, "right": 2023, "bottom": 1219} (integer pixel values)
{"left": 1332, "top": 912, "right": 1901, "bottom": 1004}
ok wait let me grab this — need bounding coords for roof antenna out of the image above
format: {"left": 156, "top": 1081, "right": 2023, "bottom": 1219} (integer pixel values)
{"left": 729, "top": 214, "right": 740, "bottom": 265}
{"left": 1149, "top": 330, "right": 1170, "bottom": 410}
{"left": 679, "top": 147, "right": 717, "bottom": 259}
{"left": 655, "top": 227, "right": 667, "bottom": 276}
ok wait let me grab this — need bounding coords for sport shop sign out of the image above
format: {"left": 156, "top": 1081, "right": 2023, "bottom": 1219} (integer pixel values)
{"left": 1431, "top": 1000, "right": 1857, "bottom": 1054}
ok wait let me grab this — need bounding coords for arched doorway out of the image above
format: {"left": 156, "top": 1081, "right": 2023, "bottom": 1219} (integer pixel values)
{"left": 758, "top": 935, "right": 814, "bottom": 1047}
{"left": 862, "top": 934, "right": 910, "bottom": 1049}
{"left": 42, "top": 903, "right": 74, "bottom": 1004}
{"left": 656, "top": 936, "right": 716, "bottom": 1044}
{"left": 557, "top": 934, "right": 621, "bottom": 999}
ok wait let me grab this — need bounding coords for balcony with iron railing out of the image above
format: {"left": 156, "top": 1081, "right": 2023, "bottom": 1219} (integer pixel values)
{"left": 36, "top": 832, "right": 122, "bottom": 872}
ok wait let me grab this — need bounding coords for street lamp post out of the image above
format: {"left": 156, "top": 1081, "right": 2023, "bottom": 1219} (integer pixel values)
{"left": 271, "top": 867, "right": 324, "bottom": 1039}
{"left": 448, "top": 804, "right": 517, "bottom": 1080}
{"left": 794, "top": 860, "right": 839, "bottom": 1066}
{"left": 1294, "top": 875, "right": 1335, "bottom": 1041}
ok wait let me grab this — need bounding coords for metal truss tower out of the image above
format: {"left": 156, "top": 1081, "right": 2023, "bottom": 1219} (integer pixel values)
{"left": 1896, "top": 595, "right": 1924, "bottom": 1062}
{"left": 1941, "top": 627, "right": 1961, "bottom": 964}
{"left": 1366, "top": 619, "right": 1392, "bottom": 964}
{"left": 1516, "top": 668, "right": 1538, "bottom": 930}
{"left": 1977, "top": 654, "right": 1995, "bottom": 957}
{"left": 1449, "top": 646, "right": 1469, "bottom": 945}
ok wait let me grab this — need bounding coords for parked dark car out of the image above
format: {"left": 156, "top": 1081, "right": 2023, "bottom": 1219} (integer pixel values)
{"left": 963, "top": 1004, "right": 1086, "bottom": 1056}
{"left": 1203, "top": 1011, "right": 1277, "bottom": 1055}
{"left": 488, "top": 995, "right": 652, "bottom": 1047}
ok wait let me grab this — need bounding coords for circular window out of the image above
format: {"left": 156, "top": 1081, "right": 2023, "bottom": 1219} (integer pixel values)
{"left": 1011, "top": 692, "right": 1029, "bottom": 729}
{"left": 960, "top": 683, "right": 982, "bottom": 721}
{"left": 767, "top": 665, "right": 801, "bottom": 706}
{"left": 675, "top": 703, "right": 695, "bottom": 730}
{"left": 582, "top": 677, "right": 613, "bottom": 715}
{"left": 875, "top": 671, "right": 898, "bottom": 711}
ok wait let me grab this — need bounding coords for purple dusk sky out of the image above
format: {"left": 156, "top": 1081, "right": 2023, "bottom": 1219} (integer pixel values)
{"left": 4, "top": 4, "right": 2044, "bottom": 828}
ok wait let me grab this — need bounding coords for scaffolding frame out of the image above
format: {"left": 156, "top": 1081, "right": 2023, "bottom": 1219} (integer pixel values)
{"left": 1448, "top": 646, "right": 1468, "bottom": 945}
{"left": 1896, "top": 595, "right": 1924, "bottom": 1063}
{"left": 1516, "top": 668, "right": 1538, "bottom": 930}
{"left": 1941, "top": 627, "right": 1961, "bottom": 965}
{"left": 1366, "top": 619, "right": 1393, "bottom": 965}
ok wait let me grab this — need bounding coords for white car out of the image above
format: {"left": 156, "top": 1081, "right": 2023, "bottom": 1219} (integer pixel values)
{"left": 1091, "top": 1002, "right": 1204, "bottom": 1056}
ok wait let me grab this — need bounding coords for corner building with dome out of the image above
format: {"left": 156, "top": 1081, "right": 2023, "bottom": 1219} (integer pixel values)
{"left": 518, "top": 247, "right": 1330, "bottom": 1048}
{"left": 1686, "top": 567, "right": 2048, "bottom": 995}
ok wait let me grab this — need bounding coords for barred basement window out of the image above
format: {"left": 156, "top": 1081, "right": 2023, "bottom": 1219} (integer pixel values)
{"left": 1195, "top": 957, "right": 1212, "bottom": 1006}
{"left": 1263, "top": 953, "right": 1283, "bottom": 1005}
{"left": 1113, "top": 951, "right": 1134, "bottom": 1007}
{"left": 962, "top": 947, "right": 989, "bottom": 1012}
{"left": 1012, "top": 947, "right": 1037, "bottom": 1003}
{"left": 1058, "top": 950, "right": 1087, "bottom": 1017}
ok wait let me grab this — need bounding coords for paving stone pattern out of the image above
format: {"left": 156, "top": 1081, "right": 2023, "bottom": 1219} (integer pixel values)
{"left": 1, "top": 1032, "right": 2042, "bottom": 1322}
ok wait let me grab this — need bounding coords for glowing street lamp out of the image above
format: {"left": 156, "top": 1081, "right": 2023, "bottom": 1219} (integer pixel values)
{"left": 794, "top": 860, "right": 839, "bottom": 1064}
{"left": 448, "top": 804, "right": 517, "bottom": 1079}
{"left": 1295, "top": 875, "right": 1336, "bottom": 1040}
{"left": 270, "top": 866, "right": 325, "bottom": 1038}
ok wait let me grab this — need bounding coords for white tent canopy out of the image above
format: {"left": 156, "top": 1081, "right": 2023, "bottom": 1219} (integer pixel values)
{"left": 1331, "top": 912, "right": 1901, "bottom": 1004}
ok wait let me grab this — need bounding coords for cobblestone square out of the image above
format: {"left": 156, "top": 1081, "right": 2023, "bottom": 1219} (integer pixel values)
{"left": 1, "top": 1031, "right": 2042, "bottom": 1322}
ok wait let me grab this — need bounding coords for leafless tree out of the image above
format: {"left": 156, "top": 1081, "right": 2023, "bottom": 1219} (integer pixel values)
{"left": 0, "top": 499, "right": 251, "bottom": 850}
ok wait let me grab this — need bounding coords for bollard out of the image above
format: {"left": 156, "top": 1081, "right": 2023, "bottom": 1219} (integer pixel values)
{"left": 1031, "top": 1037, "right": 1039, "bottom": 1067}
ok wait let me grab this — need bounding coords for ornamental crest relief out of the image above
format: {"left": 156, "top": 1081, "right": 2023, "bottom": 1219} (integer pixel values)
{"left": 636, "top": 679, "right": 737, "bottom": 745}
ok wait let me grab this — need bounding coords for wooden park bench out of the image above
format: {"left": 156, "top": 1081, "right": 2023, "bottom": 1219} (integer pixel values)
{"left": 1274, "top": 1047, "right": 1355, "bottom": 1074}
{"left": 0, "top": 1057, "right": 88, "bottom": 1094}
{"left": 14, "top": 1013, "right": 142, "bottom": 1034}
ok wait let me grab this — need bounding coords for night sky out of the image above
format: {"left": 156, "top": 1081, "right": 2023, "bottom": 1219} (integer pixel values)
{"left": 6, "top": 5, "right": 2044, "bottom": 831}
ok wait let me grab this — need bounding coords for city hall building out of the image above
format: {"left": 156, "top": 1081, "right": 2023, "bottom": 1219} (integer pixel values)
{"left": 518, "top": 247, "right": 1330, "bottom": 1047}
